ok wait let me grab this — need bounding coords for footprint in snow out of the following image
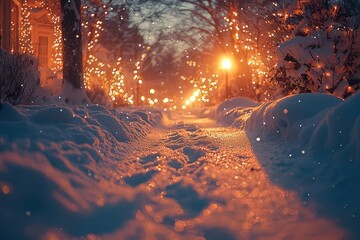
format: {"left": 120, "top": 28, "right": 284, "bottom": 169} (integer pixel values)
{"left": 165, "top": 144, "right": 182, "bottom": 150}
{"left": 175, "top": 122, "right": 198, "bottom": 132}
{"left": 124, "top": 170, "right": 156, "bottom": 187}
{"left": 183, "top": 147, "right": 206, "bottom": 163}
{"left": 202, "top": 227, "right": 236, "bottom": 240}
{"left": 165, "top": 181, "right": 209, "bottom": 218}
{"left": 166, "top": 132, "right": 182, "bottom": 142}
{"left": 140, "top": 153, "right": 160, "bottom": 164}
{"left": 167, "top": 159, "right": 183, "bottom": 169}
{"left": 184, "top": 126, "right": 198, "bottom": 132}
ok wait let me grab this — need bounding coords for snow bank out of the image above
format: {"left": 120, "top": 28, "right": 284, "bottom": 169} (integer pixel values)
{"left": 216, "top": 97, "right": 259, "bottom": 116}
{"left": 198, "top": 97, "right": 259, "bottom": 124}
{"left": 245, "top": 93, "right": 359, "bottom": 160}
{"left": 212, "top": 97, "right": 259, "bottom": 128}
{"left": 0, "top": 102, "right": 163, "bottom": 239}
{"left": 216, "top": 93, "right": 359, "bottom": 160}
{"left": 216, "top": 92, "right": 360, "bottom": 238}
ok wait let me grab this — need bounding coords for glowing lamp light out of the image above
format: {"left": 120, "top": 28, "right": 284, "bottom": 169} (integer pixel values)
{"left": 150, "top": 89, "right": 155, "bottom": 94}
{"left": 222, "top": 58, "right": 232, "bottom": 70}
{"left": 221, "top": 57, "right": 232, "bottom": 100}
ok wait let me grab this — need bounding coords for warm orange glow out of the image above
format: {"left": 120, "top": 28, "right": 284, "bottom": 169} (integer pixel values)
{"left": 221, "top": 58, "right": 232, "bottom": 70}
{"left": 2, "top": 184, "right": 10, "bottom": 195}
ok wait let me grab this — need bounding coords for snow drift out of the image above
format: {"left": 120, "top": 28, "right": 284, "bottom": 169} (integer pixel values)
{"left": 216, "top": 92, "right": 360, "bottom": 238}
{"left": 0, "top": 102, "right": 163, "bottom": 239}
{"left": 243, "top": 93, "right": 359, "bottom": 161}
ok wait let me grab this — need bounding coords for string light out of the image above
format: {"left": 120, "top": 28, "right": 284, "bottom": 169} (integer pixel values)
{"left": 20, "top": 0, "right": 34, "bottom": 54}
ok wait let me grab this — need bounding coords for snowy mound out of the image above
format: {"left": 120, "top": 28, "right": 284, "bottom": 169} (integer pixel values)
{"left": 201, "top": 97, "right": 259, "bottom": 125}
{"left": 300, "top": 93, "right": 360, "bottom": 160}
{"left": 216, "top": 92, "right": 360, "bottom": 238}
{"left": 0, "top": 103, "right": 163, "bottom": 239}
{"left": 246, "top": 93, "right": 359, "bottom": 160}
{"left": 247, "top": 93, "right": 341, "bottom": 137}
{"left": 216, "top": 97, "right": 259, "bottom": 116}
{"left": 216, "top": 93, "right": 359, "bottom": 160}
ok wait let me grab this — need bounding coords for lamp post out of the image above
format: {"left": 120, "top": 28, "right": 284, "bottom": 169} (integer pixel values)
{"left": 221, "top": 58, "right": 231, "bottom": 99}
{"left": 136, "top": 79, "right": 142, "bottom": 106}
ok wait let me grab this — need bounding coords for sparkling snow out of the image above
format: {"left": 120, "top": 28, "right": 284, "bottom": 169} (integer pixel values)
{"left": 0, "top": 92, "right": 359, "bottom": 239}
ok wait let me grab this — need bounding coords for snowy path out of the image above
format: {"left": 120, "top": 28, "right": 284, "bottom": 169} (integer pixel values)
{"left": 106, "top": 114, "right": 346, "bottom": 239}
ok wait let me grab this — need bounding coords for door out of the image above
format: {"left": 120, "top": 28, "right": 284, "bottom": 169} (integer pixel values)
{"left": 38, "top": 36, "right": 48, "bottom": 67}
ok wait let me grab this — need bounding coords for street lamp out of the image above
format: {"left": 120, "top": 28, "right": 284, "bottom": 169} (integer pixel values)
{"left": 221, "top": 58, "right": 232, "bottom": 99}
{"left": 136, "top": 79, "right": 142, "bottom": 106}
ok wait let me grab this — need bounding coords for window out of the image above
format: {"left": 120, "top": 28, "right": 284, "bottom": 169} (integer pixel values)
{"left": 38, "top": 36, "right": 48, "bottom": 67}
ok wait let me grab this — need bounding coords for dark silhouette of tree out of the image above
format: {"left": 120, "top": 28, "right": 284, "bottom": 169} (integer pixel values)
{"left": 99, "top": 3, "right": 145, "bottom": 66}
{"left": 60, "top": 0, "right": 83, "bottom": 89}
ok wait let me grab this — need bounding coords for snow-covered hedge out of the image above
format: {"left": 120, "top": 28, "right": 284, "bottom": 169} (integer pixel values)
{"left": 271, "top": 1, "right": 360, "bottom": 98}
{"left": 0, "top": 49, "right": 40, "bottom": 105}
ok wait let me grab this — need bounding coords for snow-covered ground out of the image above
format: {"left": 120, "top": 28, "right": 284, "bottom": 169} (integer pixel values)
{"left": 0, "top": 103, "right": 163, "bottom": 239}
{"left": 213, "top": 92, "right": 360, "bottom": 239}
{"left": 0, "top": 92, "right": 359, "bottom": 239}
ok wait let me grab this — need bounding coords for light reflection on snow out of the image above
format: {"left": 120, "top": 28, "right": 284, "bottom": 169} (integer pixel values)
{"left": 0, "top": 109, "right": 347, "bottom": 239}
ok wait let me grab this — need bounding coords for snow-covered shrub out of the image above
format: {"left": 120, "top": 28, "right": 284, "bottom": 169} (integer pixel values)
{"left": 38, "top": 66, "right": 62, "bottom": 96}
{"left": 271, "top": 1, "right": 360, "bottom": 98}
{"left": 86, "top": 85, "right": 112, "bottom": 108}
{"left": 0, "top": 50, "right": 40, "bottom": 105}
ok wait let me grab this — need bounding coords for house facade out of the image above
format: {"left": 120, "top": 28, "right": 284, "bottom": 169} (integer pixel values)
{"left": 0, "top": 0, "right": 21, "bottom": 53}
{"left": 30, "top": 7, "right": 55, "bottom": 68}
{"left": 1, "top": 0, "right": 56, "bottom": 69}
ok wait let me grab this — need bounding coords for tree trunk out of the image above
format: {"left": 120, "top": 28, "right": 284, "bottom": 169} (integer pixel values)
{"left": 60, "top": 0, "right": 83, "bottom": 89}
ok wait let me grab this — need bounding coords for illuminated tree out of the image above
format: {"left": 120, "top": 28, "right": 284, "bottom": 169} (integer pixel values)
{"left": 82, "top": 2, "right": 148, "bottom": 106}
{"left": 20, "top": 0, "right": 34, "bottom": 54}
{"left": 147, "top": 0, "right": 285, "bottom": 101}
{"left": 82, "top": 0, "right": 113, "bottom": 68}
{"left": 271, "top": 0, "right": 360, "bottom": 98}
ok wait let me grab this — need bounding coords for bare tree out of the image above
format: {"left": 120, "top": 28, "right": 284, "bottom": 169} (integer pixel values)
{"left": 60, "top": 0, "right": 83, "bottom": 89}
{"left": 82, "top": 0, "right": 114, "bottom": 68}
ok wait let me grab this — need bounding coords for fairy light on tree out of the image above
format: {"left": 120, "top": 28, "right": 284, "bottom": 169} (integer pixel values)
{"left": 220, "top": 1, "right": 286, "bottom": 100}
{"left": 20, "top": 0, "right": 34, "bottom": 54}
{"left": 50, "top": 14, "right": 63, "bottom": 72}
{"left": 181, "top": 56, "right": 220, "bottom": 107}
{"left": 108, "top": 57, "right": 127, "bottom": 106}
{"left": 132, "top": 50, "right": 149, "bottom": 105}
{"left": 18, "top": 0, "right": 62, "bottom": 69}
{"left": 271, "top": 0, "right": 360, "bottom": 98}
{"left": 82, "top": 2, "right": 110, "bottom": 89}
